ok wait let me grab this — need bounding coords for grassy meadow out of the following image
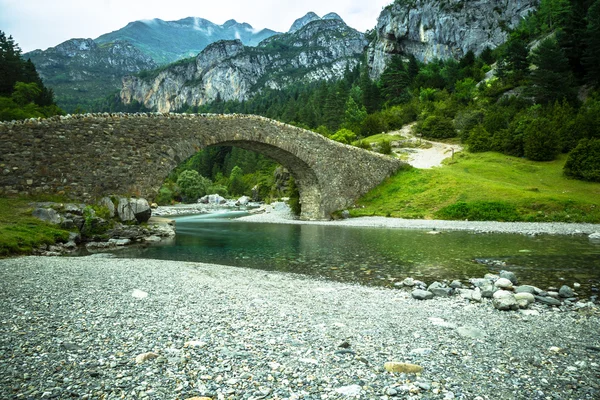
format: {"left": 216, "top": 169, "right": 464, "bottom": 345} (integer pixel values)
{"left": 351, "top": 152, "right": 600, "bottom": 223}
{"left": 0, "top": 197, "right": 71, "bottom": 257}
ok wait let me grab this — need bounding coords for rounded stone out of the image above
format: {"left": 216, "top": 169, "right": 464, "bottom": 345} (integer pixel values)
{"left": 384, "top": 362, "right": 423, "bottom": 374}
{"left": 494, "top": 278, "right": 514, "bottom": 289}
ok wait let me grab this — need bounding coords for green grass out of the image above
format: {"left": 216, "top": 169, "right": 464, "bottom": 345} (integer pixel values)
{"left": 352, "top": 152, "right": 600, "bottom": 222}
{"left": 0, "top": 198, "right": 72, "bottom": 257}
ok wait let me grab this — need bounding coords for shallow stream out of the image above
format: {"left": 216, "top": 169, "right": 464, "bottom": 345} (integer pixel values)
{"left": 112, "top": 212, "right": 600, "bottom": 295}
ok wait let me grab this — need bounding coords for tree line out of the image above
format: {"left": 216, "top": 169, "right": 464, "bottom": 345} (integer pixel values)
{"left": 0, "top": 31, "right": 63, "bottom": 121}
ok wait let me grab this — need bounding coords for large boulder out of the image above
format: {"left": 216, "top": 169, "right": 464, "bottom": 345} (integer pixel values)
{"left": 98, "top": 197, "right": 116, "bottom": 218}
{"left": 117, "top": 198, "right": 151, "bottom": 223}
{"left": 32, "top": 208, "right": 62, "bottom": 225}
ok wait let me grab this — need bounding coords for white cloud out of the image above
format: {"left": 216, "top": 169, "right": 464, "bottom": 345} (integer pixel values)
{"left": 0, "top": 0, "right": 392, "bottom": 53}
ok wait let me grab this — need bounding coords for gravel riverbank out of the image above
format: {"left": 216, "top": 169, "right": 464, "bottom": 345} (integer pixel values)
{"left": 1, "top": 256, "right": 599, "bottom": 399}
{"left": 237, "top": 211, "right": 600, "bottom": 237}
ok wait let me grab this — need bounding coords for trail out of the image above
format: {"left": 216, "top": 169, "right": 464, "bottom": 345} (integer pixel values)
{"left": 387, "top": 123, "right": 463, "bottom": 168}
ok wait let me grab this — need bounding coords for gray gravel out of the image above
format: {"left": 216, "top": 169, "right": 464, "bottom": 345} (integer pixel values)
{"left": 1, "top": 255, "right": 599, "bottom": 399}
{"left": 239, "top": 213, "right": 600, "bottom": 236}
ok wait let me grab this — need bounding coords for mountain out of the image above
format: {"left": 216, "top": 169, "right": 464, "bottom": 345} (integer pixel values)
{"left": 23, "top": 17, "right": 280, "bottom": 112}
{"left": 25, "top": 39, "right": 157, "bottom": 112}
{"left": 288, "top": 12, "right": 343, "bottom": 32}
{"left": 120, "top": 18, "right": 367, "bottom": 112}
{"left": 95, "top": 17, "right": 279, "bottom": 65}
{"left": 367, "top": 0, "right": 539, "bottom": 79}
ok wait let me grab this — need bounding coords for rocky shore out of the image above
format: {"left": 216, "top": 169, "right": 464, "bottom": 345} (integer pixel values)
{"left": 0, "top": 256, "right": 599, "bottom": 399}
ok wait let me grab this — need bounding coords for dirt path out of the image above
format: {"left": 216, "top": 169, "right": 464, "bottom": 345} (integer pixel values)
{"left": 388, "top": 123, "right": 463, "bottom": 169}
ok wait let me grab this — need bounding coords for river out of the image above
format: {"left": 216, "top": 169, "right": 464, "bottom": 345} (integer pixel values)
{"left": 111, "top": 211, "right": 600, "bottom": 295}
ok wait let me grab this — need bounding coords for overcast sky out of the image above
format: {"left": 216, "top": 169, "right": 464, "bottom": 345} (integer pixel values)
{"left": 1, "top": 0, "right": 393, "bottom": 53}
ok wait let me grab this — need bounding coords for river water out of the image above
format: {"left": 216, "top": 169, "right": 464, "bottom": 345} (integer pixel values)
{"left": 111, "top": 211, "right": 600, "bottom": 295}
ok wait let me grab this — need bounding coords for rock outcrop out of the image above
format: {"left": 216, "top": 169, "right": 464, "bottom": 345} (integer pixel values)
{"left": 367, "top": 0, "right": 539, "bottom": 79}
{"left": 120, "top": 19, "right": 367, "bottom": 112}
{"left": 25, "top": 39, "right": 158, "bottom": 111}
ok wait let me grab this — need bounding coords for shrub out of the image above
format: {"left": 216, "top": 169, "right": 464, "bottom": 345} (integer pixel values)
{"left": 523, "top": 117, "right": 559, "bottom": 161}
{"left": 435, "top": 201, "right": 520, "bottom": 221}
{"left": 378, "top": 140, "right": 393, "bottom": 155}
{"left": 455, "top": 108, "right": 484, "bottom": 141}
{"left": 330, "top": 128, "right": 357, "bottom": 144}
{"left": 360, "top": 113, "right": 387, "bottom": 137}
{"left": 416, "top": 115, "right": 456, "bottom": 139}
{"left": 467, "top": 125, "right": 492, "bottom": 152}
{"left": 176, "top": 170, "right": 211, "bottom": 202}
{"left": 155, "top": 186, "right": 175, "bottom": 205}
{"left": 564, "top": 138, "right": 600, "bottom": 182}
{"left": 354, "top": 140, "right": 372, "bottom": 150}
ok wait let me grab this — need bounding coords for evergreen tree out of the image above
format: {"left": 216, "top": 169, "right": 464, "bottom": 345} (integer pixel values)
{"left": 583, "top": 0, "right": 600, "bottom": 86}
{"left": 380, "top": 55, "right": 410, "bottom": 105}
{"left": 537, "top": 0, "right": 572, "bottom": 32}
{"left": 0, "top": 31, "right": 23, "bottom": 96}
{"left": 526, "top": 38, "right": 575, "bottom": 104}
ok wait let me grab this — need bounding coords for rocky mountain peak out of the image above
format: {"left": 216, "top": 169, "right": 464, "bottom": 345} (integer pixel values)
{"left": 289, "top": 12, "right": 321, "bottom": 32}
{"left": 322, "top": 12, "right": 343, "bottom": 21}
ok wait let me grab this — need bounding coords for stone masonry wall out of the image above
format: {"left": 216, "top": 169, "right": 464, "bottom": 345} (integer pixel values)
{"left": 0, "top": 113, "right": 403, "bottom": 220}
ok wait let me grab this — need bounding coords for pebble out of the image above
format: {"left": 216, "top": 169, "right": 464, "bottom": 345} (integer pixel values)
{"left": 384, "top": 362, "right": 424, "bottom": 374}
{"left": 412, "top": 289, "right": 434, "bottom": 300}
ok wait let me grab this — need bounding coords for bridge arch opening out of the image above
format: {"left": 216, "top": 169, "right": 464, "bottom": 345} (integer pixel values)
{"left": 157, "top": 139, "right": 323, "bottom": 219}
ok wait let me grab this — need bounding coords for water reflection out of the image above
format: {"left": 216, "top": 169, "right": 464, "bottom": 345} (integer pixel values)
{"left": 112, "top": 212, "right": 600, "bottom": 294}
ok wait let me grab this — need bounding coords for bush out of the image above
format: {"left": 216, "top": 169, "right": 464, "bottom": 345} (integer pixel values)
{"left": 435, "top": 201, "right": 520, "bottom": 221}
{"left": 523, "top": 117, "right": 559, "bottom": 161}
{"left": 378, "top": 140, "right": 393, "bottom": 155}
{"left": 455, "top": 108, "right": 484, "bottom": 141}
{"left": 360, "top": 113, "right": 387, "bottom": 137}
{"left": 354, "top": 140, "right": 372, "bottom": 150}
{"left": 564, "top": 138, "right": 600, "bottom": 182}
{"left": 155, "top": 186, "right": 175, "bottom": 205}
{"left": 467, "top": 125, "right": 492, "bottom": 152}
{"left": 416, "top": 115, "right": 456, "bottom": 139}
{"left": 176, "top": 170, "right": 211, "bottom": 203}
{"left": 330, "top": 128, "right": 357, "bottom": 144}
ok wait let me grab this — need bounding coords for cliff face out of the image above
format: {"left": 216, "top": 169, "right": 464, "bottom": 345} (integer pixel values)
{"left": 25, "top": 39, "right": 158, "bottom": 111}
{"left": 368, "top": 0, "right": 539, "bottom": 79}
{"left": 120, "top": 19, "right": 367, "bottom": 112}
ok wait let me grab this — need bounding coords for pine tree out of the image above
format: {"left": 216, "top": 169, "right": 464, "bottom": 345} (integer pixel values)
{"left": 380, "top": 55, "right": 410, "bottom": 105}
{"left": 0, "top": 32, "right": 24, "bottom": 96}
{"left": 583, "top": 0, "right": 600, "bottom": 86}
{"left": 527, "top": 38, "right": 575, "bottom": 104}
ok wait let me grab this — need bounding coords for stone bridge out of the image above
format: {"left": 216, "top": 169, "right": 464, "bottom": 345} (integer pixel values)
{"left": 0, "top": 113, "right": 403, "bottom": 220}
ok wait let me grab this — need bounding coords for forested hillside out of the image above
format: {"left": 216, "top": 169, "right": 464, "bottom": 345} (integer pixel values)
{"left": 171, "top": 0, "right": 599, "bottom": 191}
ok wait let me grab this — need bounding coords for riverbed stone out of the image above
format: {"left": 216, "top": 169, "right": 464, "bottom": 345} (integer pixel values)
{"left": 493, "top": 290, "right": 518, "bottom": 311}
{"left": 384, "top": 362, "right": 423, "bottom": 374}
{"left": 402, "top": 277, "right": 416, "bottom": 287}
{"left": 494, "top": 278, "right": 514, "bottom": 290}
{"left": 480, "top": 284, "right": 496, "bottom": 298}
{"left": 412, "top": 289, "right": 434, "bottom": 300}
{"left": 514, "top": 292, "right": 535, "bottom": 305}
{"left": 427, "top": 282, "right": 453, "bottom": 297}
{"left": 559, "top": 285, "right": 575, "bottom": 298}
{"left": 515, "top": 285, "right": 538, "bottom": 294}
{"left": 450, "top": 280, "right": 463, "bottom": 289}
{"left": 535, "top": 296, "right": 561, "bottom": 306}
{"left": 499, "top": 270, "right": 518, "bottom": 284}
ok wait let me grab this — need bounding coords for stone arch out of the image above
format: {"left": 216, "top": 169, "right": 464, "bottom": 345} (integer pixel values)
{"left": 0, "top": 113, "right": 404, "bottom": 220}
